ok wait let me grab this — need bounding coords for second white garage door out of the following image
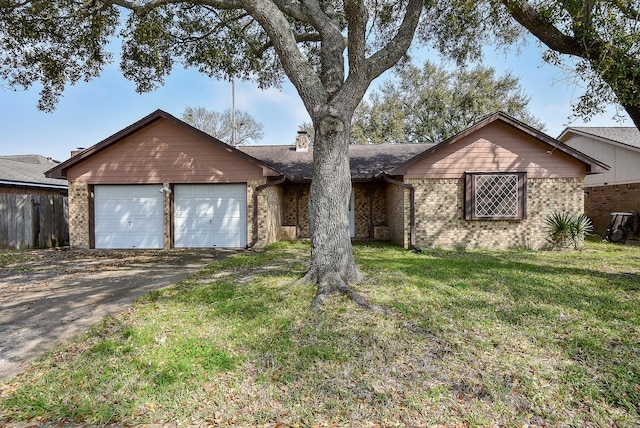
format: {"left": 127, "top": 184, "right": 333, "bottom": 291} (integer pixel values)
{"left": 174, "top": 184, "right": 247, "bottom": 248}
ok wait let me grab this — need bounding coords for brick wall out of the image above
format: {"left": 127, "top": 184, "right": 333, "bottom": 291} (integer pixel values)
{"left": 352, "top": 184, "right": 388, "bottom": 238}
{"left": 68, "top": 181, "right": 90, "bottom": 249}
{"left": 407, "top": 177, "right": 584, "bottom": 250}
{"left": 584, "top": 183, "right": 640, "bottom": 238}
{"left": 246, "top": 181, "right": 256, "bottom": 247}
{"left": 283, "top": 184, "right": 389, "bottom": 240}
{"left": 387, "top": 182, "right": 408, "bottom": 248}
{"left": 254, "top": 182, "right": 283, "bottom": 247}
{"left": 283, "top": 185, "right": 310, "bottom": 238}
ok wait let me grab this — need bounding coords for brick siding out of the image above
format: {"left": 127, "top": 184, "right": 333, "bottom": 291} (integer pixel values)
{"left": 253, "top": 181, "right": 283, "bottom": 247}
{"left": 283, "top": 185, "right": 310, "bottom": 238}
{"left": 584, "top": 183, "right": 640, "bottom": 238}
{"left": 407, "top": 177, "right": 584, "bottom": 250}
{"left": 282, "top": 183, "right": 389, "bottom": 240}
{"left": 353, "top": 184, "right": 387, "bottom": 238}
{"left": 387, "top": 182, "right": 408, "bottom": 248}
{"left": 68, "top": 182, "right": 91, "bottom": 249}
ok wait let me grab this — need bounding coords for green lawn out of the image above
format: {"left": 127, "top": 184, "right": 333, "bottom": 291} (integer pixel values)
{"left": 1, "top": 240, "right": 639, "bottom": 426}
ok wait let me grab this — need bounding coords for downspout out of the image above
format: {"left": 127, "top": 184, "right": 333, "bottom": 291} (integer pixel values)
{"left": 247, "top": 176, "right": 287, "bottom": 249}
{"left": 383, "top": 175, "right": 421, "bottom": 252}
{"left": 295, "top": 185, "right": 302, "bottom": 239}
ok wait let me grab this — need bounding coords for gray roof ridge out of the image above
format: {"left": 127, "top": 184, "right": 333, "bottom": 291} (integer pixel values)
{"left": 0, "top": 154, "right": 60, "bottom": 165}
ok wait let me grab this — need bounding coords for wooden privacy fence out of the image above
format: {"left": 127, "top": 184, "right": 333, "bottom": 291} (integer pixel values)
{"left": 0, "top": 194, "right": 69, "bottom": 249}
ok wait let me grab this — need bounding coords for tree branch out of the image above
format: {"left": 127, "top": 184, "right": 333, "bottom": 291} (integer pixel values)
{"left": 500, "top": 0, "right": 586, "bottom": 56}
{"left": 108, "top": 0, "right": 243, "bottom": 14}
{"left": 257, "top": 32, "right": 322, "bottom": 55}
{"left": 365, "top": 0, "right": 423, "bottom": 80}
{"left": 240, "top": 0, "right": 327, "bottom": 111}
{"left": 345, "top": 0, "right": 367, "bottom": 76}
{"left": 300, "top": 0, "right": 346, "bottom": 95}
{"left": 271, "top": 0, "right": 307, "bottom": 22}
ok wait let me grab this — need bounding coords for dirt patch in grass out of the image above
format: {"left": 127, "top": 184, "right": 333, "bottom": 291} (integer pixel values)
{"left": 0, "top": 248, "right": 224, "bottom": 382}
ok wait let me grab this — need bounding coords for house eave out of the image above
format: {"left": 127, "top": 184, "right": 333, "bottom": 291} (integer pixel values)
{"left": 0, "top": 179, "right": 68, "bottom": 190}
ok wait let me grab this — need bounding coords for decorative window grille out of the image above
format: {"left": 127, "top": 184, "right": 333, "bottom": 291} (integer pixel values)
{"left": 464, "top": 172, "right": 526, "bottom": 220}
{"left": 474, "top": 174, "right": 519, "bottom": 218}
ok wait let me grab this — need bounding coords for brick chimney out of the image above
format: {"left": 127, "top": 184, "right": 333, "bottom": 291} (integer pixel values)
{"left": 70, "top": 147, "right": 85, "bottom": 157}
{"left": 295, "top": 130, "right": 309, "bottom": 152}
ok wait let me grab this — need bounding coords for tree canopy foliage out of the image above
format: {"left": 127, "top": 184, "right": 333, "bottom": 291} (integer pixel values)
{"left": 417, "top": 1, "right": 640, "bottom": 128}
{"left": 181, "top": 106, "right": 264, "bottom": 145}
{"left": 500, "top": 0, "right": 640, "bottom": 128}
{"left": 351, "top": 61, "right": 545, "bottom": 145}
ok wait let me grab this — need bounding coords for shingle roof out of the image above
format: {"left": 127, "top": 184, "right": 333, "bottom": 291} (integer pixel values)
{"left": 45, "top": 109, "right": 609, "bottom": 182}
{"left": 560, "top": 127, "right": 640, "bottom": 150}
{"left": 239, "top": 143, "right": 434, "bottom": 180}
{"left": 0, "top": 155, "right": 68, "bottom": 189}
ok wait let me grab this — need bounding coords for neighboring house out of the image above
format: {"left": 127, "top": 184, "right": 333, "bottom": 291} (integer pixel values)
{"left": 45, "top": 110, "right": 607, "bottom": 250}
{"left": 558, "top": 127, "right": 640, "bottom": 236}
{"left": 0, "top": 155, "right": 68, "bottom": 195}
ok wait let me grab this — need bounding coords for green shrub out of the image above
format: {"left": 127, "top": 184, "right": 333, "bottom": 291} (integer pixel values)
{"left": 544, "top": 212, "right": 594, "bottom": 250}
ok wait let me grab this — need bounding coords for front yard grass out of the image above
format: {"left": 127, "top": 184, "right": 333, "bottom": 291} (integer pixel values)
{"left": 1, "top": 240, "right": 639, "bottom": 426}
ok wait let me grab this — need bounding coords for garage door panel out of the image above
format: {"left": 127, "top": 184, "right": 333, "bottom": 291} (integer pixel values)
{"left": 174, "top": 184, "right": 246, "bottom": 248}
{"left": 174, "top": 199, "right": 242, "bottom": 217}
{"left": 175, "top": 230, "right": 245, "bottom": 248}
{"left": 94, "top": 185, "right": 164, "bottom": 249}
{"left": 97, "top": 233, "right": 162, "bottom": 249}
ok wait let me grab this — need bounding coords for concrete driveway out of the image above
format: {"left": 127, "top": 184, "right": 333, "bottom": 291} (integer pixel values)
{"left": 0, "top": 249, "right": 226, "bottom": 382}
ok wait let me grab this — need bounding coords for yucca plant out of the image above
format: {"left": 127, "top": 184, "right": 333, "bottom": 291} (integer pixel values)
{"left": 544, "top": 212, "right": 593, "bottom": 250}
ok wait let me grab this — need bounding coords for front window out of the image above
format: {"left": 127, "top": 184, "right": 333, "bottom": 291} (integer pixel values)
{"left": 464, "top": 172, "right": 526, "bottom": 220}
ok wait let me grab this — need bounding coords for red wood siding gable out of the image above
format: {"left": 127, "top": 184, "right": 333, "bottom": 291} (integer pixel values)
{"left": 389, "top": 112, "right": 609, "bottom": 179}
{"left": 47, "top": 110, "right": 281, "bottom": 183}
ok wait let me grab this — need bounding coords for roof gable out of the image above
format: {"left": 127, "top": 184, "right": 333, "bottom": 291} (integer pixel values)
{"left": 45, "top": 110, "right": 282, "bottom": 180}
{"left": 389, "top": 112, "right": 609, "bottom": 176}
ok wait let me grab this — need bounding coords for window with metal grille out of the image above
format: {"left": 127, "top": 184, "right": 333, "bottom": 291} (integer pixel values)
{"left": 464, "top": 172, "right": 526, "bottom": 220}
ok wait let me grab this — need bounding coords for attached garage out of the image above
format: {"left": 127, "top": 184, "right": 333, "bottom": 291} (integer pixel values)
{"left": 174, "top": 184, "right": 247, "bottom": 248}
{"left": 44, "top": 110, "right": 282, "bottom": 250}
{"left": 94, "top": 185, "right": 164, "bottom": 249}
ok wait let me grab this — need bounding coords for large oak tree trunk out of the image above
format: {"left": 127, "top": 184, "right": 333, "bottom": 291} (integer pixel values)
{"left": 301, "top": 115, "right": 364, "bottom": 310}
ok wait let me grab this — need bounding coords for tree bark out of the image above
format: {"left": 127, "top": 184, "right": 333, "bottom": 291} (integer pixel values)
{"left": 300, "top": 114, "right": 364, "bottom": 310}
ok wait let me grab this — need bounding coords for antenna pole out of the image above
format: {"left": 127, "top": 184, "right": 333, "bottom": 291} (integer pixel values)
{"left": 231, "top": 78, "right": 237, "bottom": 147}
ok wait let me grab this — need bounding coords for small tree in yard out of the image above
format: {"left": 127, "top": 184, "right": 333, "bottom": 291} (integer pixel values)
{"left": 2, "top": 0, "right": 638, "bottom": 310}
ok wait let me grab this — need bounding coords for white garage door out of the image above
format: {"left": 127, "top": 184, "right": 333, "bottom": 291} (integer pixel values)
{"left": 174, "top": 184, "right": 247, "bottom": 248}
{"left": 94, "top": 185, "right": 164, "bottom": 249}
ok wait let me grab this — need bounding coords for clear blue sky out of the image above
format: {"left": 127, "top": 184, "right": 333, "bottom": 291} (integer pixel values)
{"left": 0, "top": 39, "right": 632, "bottom": 163}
